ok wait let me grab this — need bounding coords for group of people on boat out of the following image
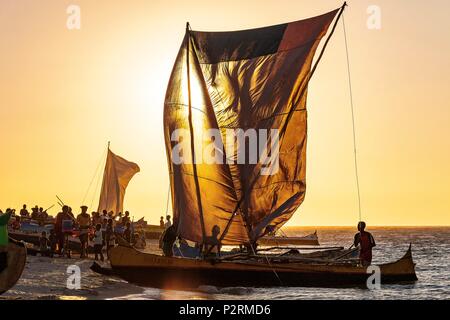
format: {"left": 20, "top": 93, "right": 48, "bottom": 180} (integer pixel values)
{"left": 1, "top": 204, "right": 147, "bottom": 261}
{"left": 4, "top": 204, "right": 51, "bottom": 224}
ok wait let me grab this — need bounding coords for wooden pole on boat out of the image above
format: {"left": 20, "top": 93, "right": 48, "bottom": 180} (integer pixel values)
{"left": 333, "top": 247, "right": 359, "bottom": 261}
{"left": 44, "top": 204, "right": 55, "bottom": 212}
{"left": 103, "top": 141, "right": 111, "bottom": 214}
{"left": 185, "top": 22, "right": 207, "bottom": 244}
{"left": 56, "top": 195, "right": 65, "bottom": 206}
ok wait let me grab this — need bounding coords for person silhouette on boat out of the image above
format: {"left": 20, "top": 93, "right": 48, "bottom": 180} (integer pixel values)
{"left": 20, "top": 204, "right": 29, "bottom": 218}
{"left": 164, "top": 215, "right": 172, "bottom": 229}
{"left": 31, "top": 206, "right": 39, "bottom": 220}
{"left": 122, "top": 211, "right": 131, "bottom": 225}
{"left": 161, "top": 225, "right": 177, "bottom": 257}
{"left": 204, "top": 225, "right": 222, "bottom": 257}
{"left": 160, "top": 216, "right": 165, "bottom": 228}
{"left": 38, "top": 207, "right": 49, "bottom": 224}
{"left": 353, "top": 221, "right": 376, "bottom": 267}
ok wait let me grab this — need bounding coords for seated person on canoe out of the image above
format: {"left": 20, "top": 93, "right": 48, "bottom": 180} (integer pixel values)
{"left": 134, "top": 231, "right": 146, "bottom": 249}
{"left": 353, "top": 221, "right": 376, "bottom": 267}
{"left": 38, "top": 207, "right": 49, "bottom": 224}
{"left": 11, "top": 215, "right": 21, "bottom": 231}
{"left": 49, "top": 229, "right": 57, "bottom": 257}
{"left": 39, "top": 231, "right": 51, "bottom": 257}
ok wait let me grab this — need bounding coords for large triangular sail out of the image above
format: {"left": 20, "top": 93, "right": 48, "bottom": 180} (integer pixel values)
{"left": 164, "top": 5, "right": 345, "bottom": 245}
{"left": 97, "top": 148, "right": 140, "bottom": 215}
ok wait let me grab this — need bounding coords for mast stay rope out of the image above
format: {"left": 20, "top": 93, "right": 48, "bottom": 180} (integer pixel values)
{"left": 82, "top": 145, "right": 108, "bottom": 206}
{"left": 343, "top": 13, "right": 363, "bottom": 223}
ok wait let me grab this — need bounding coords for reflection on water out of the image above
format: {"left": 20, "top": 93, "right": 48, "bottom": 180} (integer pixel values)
{"left": 114, "top": 227, "right": 450, "bottom": 300}
{"left": 58, "top": 296, "right": 88, "bottom": 301}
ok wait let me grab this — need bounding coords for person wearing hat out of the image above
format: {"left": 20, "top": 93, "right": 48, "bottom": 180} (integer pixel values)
{"left": 77, "top": 206, "right": 91, "bottom": 258}
{"left": 31, "top": 206, "right": 40, "bottom": 220}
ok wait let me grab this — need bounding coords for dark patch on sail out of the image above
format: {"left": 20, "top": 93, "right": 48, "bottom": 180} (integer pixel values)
{"left": 191, "top": 24, "right": 287, "bottom": 64}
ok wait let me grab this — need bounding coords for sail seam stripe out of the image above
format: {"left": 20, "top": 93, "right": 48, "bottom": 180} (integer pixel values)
{"left": 166, "top": 103, "right": 208, "bottom": 116}
{"left": 170, "top": 171, "right": 304, "bottom": 190}
{"left": 196, "top": 37, "right": 326, "bottom": 65}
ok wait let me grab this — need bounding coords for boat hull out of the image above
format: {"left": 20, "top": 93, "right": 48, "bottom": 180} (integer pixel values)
{"left": 0, "top": 242, "right": 27, "bottom": 295}
{"left": 107, "top": 245, "right": 418, "bottom": 289}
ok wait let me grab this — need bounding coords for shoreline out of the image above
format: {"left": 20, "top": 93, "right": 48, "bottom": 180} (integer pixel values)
{"left": 1, "top": 255, "right": 144, "bottom": 300}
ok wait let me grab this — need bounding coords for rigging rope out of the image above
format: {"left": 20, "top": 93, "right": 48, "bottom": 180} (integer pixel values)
{"left": 90, "top": 146, "right": 108, "bottom": 211}
{"left": 82, "top": 147, "right": 108, "bottom": 206}
{"left": 343, "top": 13, "right": 363, "bottom": 223}
{"left": 165, "top": 184, "right": 171, "bottom": 215}
{"left": 250, "top": 245, "right": 283, "bottom": 286}
{"left": 90, "top": 164, "right": 103, "bottom": 211}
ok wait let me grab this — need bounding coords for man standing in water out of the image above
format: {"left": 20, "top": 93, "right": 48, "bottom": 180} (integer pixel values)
{"left": 353, "top": 221, "right": 376, "bottom": 267}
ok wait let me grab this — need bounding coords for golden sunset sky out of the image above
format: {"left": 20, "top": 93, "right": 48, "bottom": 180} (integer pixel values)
{"left": 0, "top": 0, "right": 449, "bottom": 226}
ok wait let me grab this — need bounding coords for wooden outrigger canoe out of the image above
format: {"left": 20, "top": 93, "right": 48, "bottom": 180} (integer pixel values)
{"left": 258, "top": 231, "right": 320, "bottom": 246}
{"left": 9, "top": 231, "right": 87, "bottom": 254}
{"left": 100, "top": 244, "right": 418, "bottom": 289}
{"left": 0, "top": 240, "right": 27, "bottom": 295}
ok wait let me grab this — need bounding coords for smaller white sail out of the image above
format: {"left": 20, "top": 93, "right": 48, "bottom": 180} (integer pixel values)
{"left": 98, "top": 149, "right": 140, "bottom": 216}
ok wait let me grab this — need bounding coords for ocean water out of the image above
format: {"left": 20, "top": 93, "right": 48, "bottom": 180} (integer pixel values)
{"left": 111, "top": 227, "right": 450, "bottom": 300}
